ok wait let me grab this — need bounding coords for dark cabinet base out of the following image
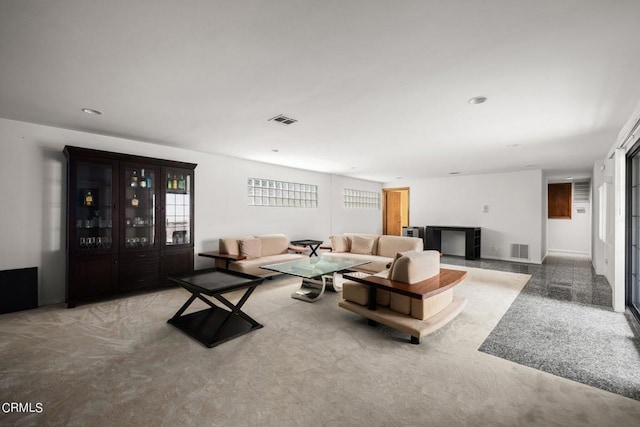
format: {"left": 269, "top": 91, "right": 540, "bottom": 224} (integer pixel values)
{"left": 68, "top": 255, "right": 118, "bottom": 306}
{"left": 161, "top": 249, "right": 195, "bottom": 285}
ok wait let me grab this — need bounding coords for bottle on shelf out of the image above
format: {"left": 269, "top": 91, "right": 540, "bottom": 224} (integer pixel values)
{"left": 146, "top": 172, "right": 152, "bottom": 188}
{"left": 167, "top": 173, "right": 172, "bottom": 190}
{"left": 131, "top": 170, "right": 138, "bottom": 187}
{"left": 139, "top": 169, "right": 147, "bottom": 188}
{"left": 172, "top": 174, "right": 178, "bottom": 190}
{"left": 178, "top": 174, "right": 185, "bottom": 190}
{"left": 131, "top": 194, "right": 139, "bottom": 207}
{"left": 83, "top": 190, "right": 94, "bottom": 207}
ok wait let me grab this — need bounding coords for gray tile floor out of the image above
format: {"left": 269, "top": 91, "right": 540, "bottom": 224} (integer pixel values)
{"left": 441, "top": 254, "right": 613, "bottom": 308}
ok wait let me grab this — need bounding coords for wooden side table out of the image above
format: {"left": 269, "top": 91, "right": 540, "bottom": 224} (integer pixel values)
{"left": 168, "top": 268, "right": 264, "bottom": 348}
{"left": 198, "top": 251, "right": 246, "bottom": 269}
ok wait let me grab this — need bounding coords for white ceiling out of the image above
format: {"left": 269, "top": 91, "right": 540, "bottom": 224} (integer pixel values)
{"left": 1, "top": 0, "right": 640, "bottom": 182}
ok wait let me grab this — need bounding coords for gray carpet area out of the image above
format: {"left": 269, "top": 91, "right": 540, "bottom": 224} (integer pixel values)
{"left": 2, "top": 265, "right": 640, "bottom": 425}
{"left": 479, "top": 282, "right": 640, "bottom": 401}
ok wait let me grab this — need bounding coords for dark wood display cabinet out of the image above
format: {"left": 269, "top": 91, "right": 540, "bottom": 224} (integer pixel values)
{"left": 64, "top": 146, "right": 196, "bottom": 307}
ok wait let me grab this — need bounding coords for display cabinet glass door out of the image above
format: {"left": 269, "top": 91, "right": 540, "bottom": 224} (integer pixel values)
{"left": 74, "top": 161, "right": 114, "bottom": 252}
{"left": 122, "top": 165, "right": 157, "bottom": 250}
{"left": 165, "top": 169, "right": 192, "bottom": 246}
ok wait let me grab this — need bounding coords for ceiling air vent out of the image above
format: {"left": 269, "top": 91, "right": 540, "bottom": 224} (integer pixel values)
{"left": 269, "top": 114, "right": 297, "bottom": 125}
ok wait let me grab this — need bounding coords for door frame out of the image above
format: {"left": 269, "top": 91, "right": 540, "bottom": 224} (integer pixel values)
{"left": 626, "top": 140, "right": 640, "bottom": 323}
{"left": 382, "top": 187, "right": 410, "bottom": 235}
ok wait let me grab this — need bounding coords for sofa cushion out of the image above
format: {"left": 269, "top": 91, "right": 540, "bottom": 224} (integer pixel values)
{"left": 257, "top": 234, "right": 288, "bottom": 256}
{"left": 344, "top": 233, "right": 380, "bottom": 255}
{"left": 342, "top": 281, "right": 390, "bottom": 307}
{"left": 377, "top": 235, "right": 424, "bottom": 258}
{"left": 219, "top": 235, "right": 255, "bottom": 256}
{"left": 330, "top": 235, "right": 350, "bottom": 253}
{"left": 351, "top": 235, "right": 375, "bottom": 255}
{"left": 322, "top": 252, "right": 391, "bottom": 273}
{"left": 239, "top": 238, "right": 261, "bottom": 259}
{"left": 390, "top": 293, "right": 411, "bottom": 315}
{"left": 342, "top": 281, "right": 369, "bottom": 306}
{"left": 411, "top": 289, "right": 453, "bottom": 320}
{"left": 389, "top": 251, "right": 440, "bottom": 284}
{"left": 230, "top": 253, "right": 306, "bottom": 277}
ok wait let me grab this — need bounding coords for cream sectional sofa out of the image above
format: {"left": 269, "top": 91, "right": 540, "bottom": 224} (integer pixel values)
{"left": 322, "top": 233, "right": 424, "bottom": 273}
{"left": 215, "top": 234, "right": 307, "bottom": 277}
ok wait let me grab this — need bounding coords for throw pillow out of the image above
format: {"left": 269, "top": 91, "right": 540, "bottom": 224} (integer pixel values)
{"left": 387, "top": 251, "right": 405, "bottom": 277}
{"left": 350, "top": 236, "right": 375, "bottom": 255}
{"left": 330, "top": 235, "right": 349, "bottom": 253}
{"left": 239, "top": 238, "right": 262, "bottom": 259}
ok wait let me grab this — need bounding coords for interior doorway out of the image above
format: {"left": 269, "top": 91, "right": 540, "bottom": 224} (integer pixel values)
{"left": 382, "top": 187, "right": 409, "bottom": 235}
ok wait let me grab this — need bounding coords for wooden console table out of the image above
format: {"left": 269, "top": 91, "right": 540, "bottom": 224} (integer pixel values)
{"left": 425, "top": 226, "right": 481, "bottom": 260}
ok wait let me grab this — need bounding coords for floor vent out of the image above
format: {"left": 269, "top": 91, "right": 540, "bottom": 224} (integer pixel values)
{"left": 268, "top": 114, "right": 297, "bottom": 125}
{"left": 510, "top": 244, "right": 530, "bottom": 260}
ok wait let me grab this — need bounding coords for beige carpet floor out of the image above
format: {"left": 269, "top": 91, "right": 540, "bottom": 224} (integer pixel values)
{"left": 1, "top": 265, "right": 640, "bottom": 426}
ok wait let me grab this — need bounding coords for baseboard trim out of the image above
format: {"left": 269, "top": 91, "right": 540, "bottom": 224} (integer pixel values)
{"left": 479, "top": 255, "right": 542, "bottom": 265}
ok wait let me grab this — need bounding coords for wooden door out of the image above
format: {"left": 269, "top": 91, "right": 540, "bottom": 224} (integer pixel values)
{"left": 386, "top": 191, "right": 402, "bottom": 235}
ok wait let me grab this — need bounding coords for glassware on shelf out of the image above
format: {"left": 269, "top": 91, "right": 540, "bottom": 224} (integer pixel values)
{"left": 131, "top": 170, "right": 138, "bottom": 187}
{"left": 139, "top": 169, "right": 147, "bottom": 188}
{"left": 131, "top": 194, "right": 139, "bottom": 207}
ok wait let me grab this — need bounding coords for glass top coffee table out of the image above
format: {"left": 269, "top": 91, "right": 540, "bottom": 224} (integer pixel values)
{"left": 261, "top": 255, "right": 370, "bottom": 303}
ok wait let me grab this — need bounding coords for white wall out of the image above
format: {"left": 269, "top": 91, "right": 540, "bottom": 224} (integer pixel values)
{"left": 329, "top": 175, "right": 382, "bottom": 236}
{"left": 385, "top": 169, "right": 543, "bottom": 263}
{"left": 0, "top": 118, "right": 381, "bottom": 306}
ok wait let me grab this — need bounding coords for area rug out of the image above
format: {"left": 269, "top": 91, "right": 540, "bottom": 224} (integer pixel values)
{"left": 2, "top": 266, "right": 640, "bottom": 426}
{"left": 479, "top": 280, "right": 640, "bottom": 401}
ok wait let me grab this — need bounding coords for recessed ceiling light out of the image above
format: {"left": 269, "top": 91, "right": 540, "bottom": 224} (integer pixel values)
{"left": 566, "top": 176, "right": 573, "bottom": 180}
{"left": 396, "top": 177, "right": 403, "bottom": 180}
{"left": 271, "top": 149, "right": 279, "bottom": 153}
{"left": 525, "top": 164, "right": 537, "bottom": 168}
{"left": 449, "top": 172, "right": 460, "bottom": 175}
{"left": 81, "top": 108, "right": 102, "bottom": 115}
{"left": 468, "top": 96, "right": 487, "bottom": 105}
{"left": 507, "top": 144, "right": 519, "bottom": 148}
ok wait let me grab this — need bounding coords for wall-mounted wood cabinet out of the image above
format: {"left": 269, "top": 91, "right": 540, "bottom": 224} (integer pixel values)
{"left": 64, "top": 146, "right": 196, "bottom": 307}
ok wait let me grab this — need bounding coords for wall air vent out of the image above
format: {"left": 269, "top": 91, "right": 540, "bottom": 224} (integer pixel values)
{"left": 510, "top": 243, "right": 530, "bottom": 260}
{"left": 573, "top": 180, "right": 591, "bottom": 202}
{"left": 269, "top": 114, "right": 297, "bottom": 125}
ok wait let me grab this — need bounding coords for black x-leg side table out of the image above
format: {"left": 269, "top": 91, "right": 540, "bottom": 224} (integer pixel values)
{"left": 168, "top": 268, "right": 265, "bottom": 348}
{"left": 290, "top": 239, "right": 324, "bottom": 257}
